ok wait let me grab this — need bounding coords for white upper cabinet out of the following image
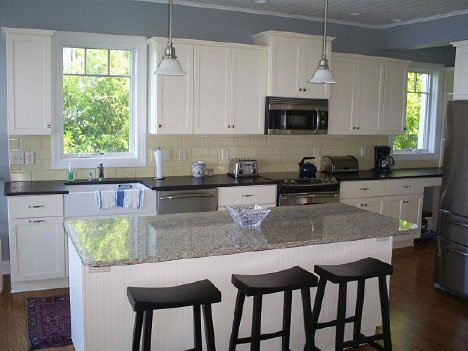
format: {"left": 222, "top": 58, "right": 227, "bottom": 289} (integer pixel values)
{"left": 380, "top": 62, "right": 407, "bottom": 134}
{"left": 148, "top": 37, "right": 267, "bottom": 135}
{"left": 253, "top": 31, "right": 333, "bottom": 99}
{"left": 4, "top": 28, "right": 54, "bottom": 135}
{"left": 193, "top": 45, "right": 232, "bottom": 134}
{"left": 452, "top": 40, "right": 468, "bottom": 100}
{"left": 329, "top": 53, "right": 409, "bottom": 136}
{"left": 230, "top": 48, "right": 267, "bottom": 134}
{"left": 148, "top": 40, "right": 194, "bottom": 134}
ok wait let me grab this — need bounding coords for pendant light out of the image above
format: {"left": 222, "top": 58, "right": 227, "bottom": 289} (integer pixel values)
{"left": 308, "top": 0, "right": 336, "bottom": 84}
{"left": 155, "top": 0, "right": 186, "bottom": 76}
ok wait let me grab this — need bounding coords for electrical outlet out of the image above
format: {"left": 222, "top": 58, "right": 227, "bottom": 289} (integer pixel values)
{"left": 25, "top": 151, "right": 35, "bottom": 165}
{"left": 9, "top": 151, "right": 24, "bottom": 164}
{"left": 162, "top": 149, "right": 171, "bottom": 161}
{"left": 313, "top": 147, "right": 321, "bottom": 157}
{"left": 360, "top": 146, "right": 369, "bottom": 157}
{"left": 178, "top": 149, "right": 186, "bottom": 161}
{"left": 222, "top": 147, "right": 229, "bottom": 160}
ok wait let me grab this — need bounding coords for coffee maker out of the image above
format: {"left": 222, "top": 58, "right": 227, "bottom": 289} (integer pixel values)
{"left": 374, "top": 146, "right": 395, "bottom": 172}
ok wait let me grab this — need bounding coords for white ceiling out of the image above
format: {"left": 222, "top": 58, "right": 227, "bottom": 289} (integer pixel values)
{"left": 141, "top": 0, "right": 468, "bottom": 28}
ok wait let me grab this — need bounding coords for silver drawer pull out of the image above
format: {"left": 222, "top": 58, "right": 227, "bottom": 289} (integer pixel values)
{"left": 29, "top": 219, "right": 45, "bottom": 224}
{"left": 359, "top": 187, "right": 370, "bottom": 191}
{"left": 402, "top": 185, "right": 412, "bottom": 188}
{"left": 28, "top": 205, "right": 45, "bottom": 209}
{"left": 241, "top": 194, "right": 255, "bottom": 197}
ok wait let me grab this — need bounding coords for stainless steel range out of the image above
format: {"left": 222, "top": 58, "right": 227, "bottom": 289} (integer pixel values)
{"left": 261, "top": 172, "right": 339, "bottom": 206}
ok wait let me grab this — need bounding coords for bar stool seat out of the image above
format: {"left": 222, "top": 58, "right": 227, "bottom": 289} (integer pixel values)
{"left": 128, "top": 279, "right": 221, "bottom": 310}
{"left": 232, "top": 265, "right": 319, "bottom": 296}
{"left": 127, "top": 279, "right": 221, "bottom": 351}
{"left": 314, "top": 258, "right": 393, "bottom": 284}
{"left": 229, "top": 266, "right": 318, "bottom": 351}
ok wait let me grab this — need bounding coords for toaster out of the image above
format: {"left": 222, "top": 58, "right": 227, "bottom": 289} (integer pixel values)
{"left": 322, "top": 156, "right": 359, "bottom": 173}
{"left": 228, "top": 158, "right": 259, "bottom": 178}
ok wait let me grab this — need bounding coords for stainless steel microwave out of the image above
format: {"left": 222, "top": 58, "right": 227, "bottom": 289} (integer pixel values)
{"left": 264, "top": 97, "right": 328, "bottom": 135}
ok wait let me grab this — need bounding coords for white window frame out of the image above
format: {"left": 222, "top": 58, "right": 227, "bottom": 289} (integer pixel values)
{"left": 391, "top": 62, "right": 445, "bottom": 161}
{"left": 52, "top": 32, "right": 147, "bottom": 169}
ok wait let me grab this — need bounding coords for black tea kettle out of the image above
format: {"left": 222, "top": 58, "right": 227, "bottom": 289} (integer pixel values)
{"left": 298, "top": 157, "right": 317, "bottom": 178}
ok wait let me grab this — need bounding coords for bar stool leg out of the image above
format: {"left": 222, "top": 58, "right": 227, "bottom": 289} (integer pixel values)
{"left": 251, "top": 295, "right": 263, "bottom": 351}
{"left": 311, "top": 277, "right": 327, "bottom": 349}
{"left": 142, "top": 310, "right": 153, "bottom": 351}
{"left": 335, "top": 283, "right": 347, "bottom": 351}
{"left": 353, "top": 279, "right": 366, "bottom": 346}
{"left": 193, "top": 304, "right": 203, "bottom": 351}
{"left": 300, "top": 288, "right": 313, "bottom": 351}
{"left": 378, "top": 276, "right": 392, "bottom": 351}
{"left": 132, "top": 311, "right": 144, "bottom": 351}
{"left": 282, "top": 290, "right": 293, "bottom": 351}
{"left": 229, "top": 291, "right": 246, "bottom": 351}
{"left": 203, "top": 304, "right": 216, "bottom": 351}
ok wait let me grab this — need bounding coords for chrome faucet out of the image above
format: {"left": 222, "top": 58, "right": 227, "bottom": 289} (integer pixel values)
{"left": 97, "top": 162, "right": 104, "bottom": 181}
{"left": 88, "top": 170, "right": 94, "bottom": 182}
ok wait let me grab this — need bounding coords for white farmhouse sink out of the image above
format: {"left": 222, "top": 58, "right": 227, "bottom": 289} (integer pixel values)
{"left": 64, "top": 182, "right": 157, "bottom": 218}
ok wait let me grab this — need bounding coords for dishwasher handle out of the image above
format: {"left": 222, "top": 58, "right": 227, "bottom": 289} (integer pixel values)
{"left": 159, "top": 193, "right": 218, "bottom": 200}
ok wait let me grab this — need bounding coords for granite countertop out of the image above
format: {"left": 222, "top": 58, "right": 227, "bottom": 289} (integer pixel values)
{"left": 65, "top": 203, "right": 417, "bottom": 268}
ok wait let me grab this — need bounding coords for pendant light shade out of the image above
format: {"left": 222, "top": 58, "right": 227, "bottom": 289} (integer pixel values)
{"left": 309, "top": 0, "right": 336, "bottom": 84}
{"left": 155, "top": 0, "right": 186, "bottom": 76}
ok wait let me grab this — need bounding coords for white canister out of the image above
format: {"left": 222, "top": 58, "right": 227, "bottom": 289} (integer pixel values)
{"left": 191, "top": 162, "right": 206, "bottom": 177}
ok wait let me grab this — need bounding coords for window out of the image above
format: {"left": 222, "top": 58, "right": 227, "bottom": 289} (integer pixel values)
{"left": 392, "top": 65, "right": 444, "bottom": 160}
{"left": 53, "top": 32, "right": 147, "bottom": 169}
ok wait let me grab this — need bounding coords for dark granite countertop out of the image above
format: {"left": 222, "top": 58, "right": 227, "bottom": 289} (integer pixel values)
{"left": 65, "top": 203, "right": 416, "bottom": 267}
{"left": 3, "top": 168, "right": 442, "bottom": 196}
{"left": 4, "top": 175, "right": 277, "bottom": 196}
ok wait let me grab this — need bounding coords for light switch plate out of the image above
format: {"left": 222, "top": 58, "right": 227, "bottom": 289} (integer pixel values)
{"left": 25, "top": 151, "right": 35, "bottom": 165}
{"left": 162, "top": 149, "right": 171, "bottom": 161}
{"left": 222, "top": 147, "right": 229, "bottom": 160}
{"left": 178, "top": 149, "right": 186, "bottom": 161}
{"left": 10, "top": 151, "right": 24, "bottom": 164}
{"left": 360, "top": 146, "right": 369, "bottom": 157}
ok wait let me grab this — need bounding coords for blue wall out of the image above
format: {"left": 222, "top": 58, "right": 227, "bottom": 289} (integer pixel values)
{"left": 0, "top": 0, "right": 463, "bottom": 260}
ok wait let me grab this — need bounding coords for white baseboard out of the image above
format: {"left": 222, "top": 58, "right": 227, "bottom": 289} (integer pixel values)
{"left": 2, "top": 260, "right": 10, "bottom": 275}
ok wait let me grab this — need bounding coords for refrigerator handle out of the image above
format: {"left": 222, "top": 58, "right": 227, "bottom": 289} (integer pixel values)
{"left": 450, "top": 221, "right": 468, "bottom": 229}
{"left": 446, "top": 247, "right": 468, "bottom": 257}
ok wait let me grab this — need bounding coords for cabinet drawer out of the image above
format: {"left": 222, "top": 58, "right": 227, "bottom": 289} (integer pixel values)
{"left": 218, "top": 185, "right": 277, "bottom": 207}
{"left": 340, "top": 181, "right": 386, "bottom": 199}
{"left": 424, "top": 177, "right": 442, "bottom": 187}
{"left": 386, "top": 179, "right": 424, "bottom": 196}
{"left": 8, "top": 195, "right": 63, "bottom": 219}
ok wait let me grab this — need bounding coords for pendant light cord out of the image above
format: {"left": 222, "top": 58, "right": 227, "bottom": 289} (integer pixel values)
{"left": 322, "top": 0, "right": 328, "bottom": 57}
{"left": 168, "top": 0, "right": 173, "bottom": 46}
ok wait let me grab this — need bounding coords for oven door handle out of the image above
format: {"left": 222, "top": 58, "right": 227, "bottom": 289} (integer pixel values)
{"left": 280, "top": 192, "right": 339, "bottom": 200}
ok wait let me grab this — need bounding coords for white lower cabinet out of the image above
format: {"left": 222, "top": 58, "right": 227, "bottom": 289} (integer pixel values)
{"left": 9, "top": 216, "right": 66, "bottom": 282}
{"left": 384, "top": 195, "right": 423, "bottom": 228}
{"left": 341, "top": 197, "right": 385, "bottom": 215}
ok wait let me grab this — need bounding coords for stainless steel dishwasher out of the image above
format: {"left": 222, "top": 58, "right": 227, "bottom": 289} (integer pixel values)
{"left": 157, "top": 188, "right": 218, "bottom": 215}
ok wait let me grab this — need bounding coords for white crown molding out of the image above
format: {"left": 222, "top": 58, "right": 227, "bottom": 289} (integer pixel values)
{"left": 134, "top": 0, "right": 468, "bottom": 30}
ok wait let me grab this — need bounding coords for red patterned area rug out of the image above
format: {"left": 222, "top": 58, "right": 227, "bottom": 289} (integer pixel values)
{"left": 26, "top": 295, "right": 72, "bottom": 350}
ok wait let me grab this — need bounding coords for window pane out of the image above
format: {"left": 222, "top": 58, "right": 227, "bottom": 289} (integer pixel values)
{"left": 394, "top": 92, "right": 422, "bottom": 150}
{"left": 110, "top": 50, "right": 130, "bottom": 76}
{"left": 86, "top": 49, "right": 108, "bottom": 75}
{"left": 407, "top": 72, "right": 415, "bottom": 92}
{"left": 63, "top": 48, "right": 85, "bottom": 74}
{"left": 63, "top": 75, "right": 130, "bottom": 154}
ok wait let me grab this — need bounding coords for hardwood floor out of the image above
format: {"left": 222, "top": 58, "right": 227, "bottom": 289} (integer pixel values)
{"left": 1, "top": 240, "right": 467, "bottom": 351}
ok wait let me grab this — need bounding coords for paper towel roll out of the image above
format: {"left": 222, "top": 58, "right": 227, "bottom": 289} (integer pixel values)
{"left": 154, "top": 148, "right": 164, "bottom": 179}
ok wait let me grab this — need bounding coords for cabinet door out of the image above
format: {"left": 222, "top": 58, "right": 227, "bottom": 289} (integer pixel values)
{"left": 384, "top": 195, "right": 423, "bottom": 225}
{"left": 9, "top": 217, "right": 65, "bottom": 282}
{"left": 193, "top": 45, "right": 232, "bottom": 134}
{"left": 380, "top": 62, "right": 408, "bottom": 135}
{"left": 453, "top": 43, "right": 468, "bottom": 100}
{"left": 155, "top": 42, "right": 194, "bottom": 134}
{"left": 6, "top": 31, "right": 53, "bottom": 135}
{"left": 230, "top": 48, "right": 267, "bottom": 134}
{"left": 302, "top": 38, "right": 331, "bottom": 99}
{"left": 341, "top": 197, "right": 385, "bottom": 215}
{"left": 353, "top": 59, "right": 383, "bottom": 134}
{"left": 270, "top": 36, "right": 302, "bottom": 98}
{"left": 328, "top": 56, "right": 356, "bottom": 135}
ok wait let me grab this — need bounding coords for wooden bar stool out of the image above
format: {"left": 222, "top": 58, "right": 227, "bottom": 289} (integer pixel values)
{"left": 311, "top": 258, "right": 394, "bottom": 351}
{"left": 229, "top": 266, "right": 318, "bottom": 351}
{"left": 127, "top": 279, "right": 222, "bottom": 351}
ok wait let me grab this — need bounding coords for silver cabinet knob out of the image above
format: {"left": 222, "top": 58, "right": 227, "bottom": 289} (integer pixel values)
{"left": 299, "top": 88, "right": 303, "bottom": 92}
{"left": 227, "top": 125, "right": 231, "bottom": 128}
{"left": 46, "top": 124, "right": 51, "bottom": 128}
{"left": 303, "top": 88, "right": 307, "bottom": 92}
{"left": 158, "top": 124, "right": 162, "bottom": 128}
{"left": 232, "top": 125, "right": 235, "bottom": 128}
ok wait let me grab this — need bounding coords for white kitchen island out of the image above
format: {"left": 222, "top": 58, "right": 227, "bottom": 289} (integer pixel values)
{"left": 65, "top": 204, "right": 416, "bottom": 351}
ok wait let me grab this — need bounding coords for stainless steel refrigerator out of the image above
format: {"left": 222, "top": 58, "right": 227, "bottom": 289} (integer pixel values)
{"left": 434, "top": 100, "right": 468, "bottom": 299}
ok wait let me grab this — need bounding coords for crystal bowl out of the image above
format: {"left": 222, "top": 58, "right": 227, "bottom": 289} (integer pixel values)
{"left": 226, "top": 204, "right": 271, "bottom": 228}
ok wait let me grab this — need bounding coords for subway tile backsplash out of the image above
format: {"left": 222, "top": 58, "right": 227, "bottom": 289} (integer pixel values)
{"left": 8, "top": 134, "right": 436, "bottom": 181}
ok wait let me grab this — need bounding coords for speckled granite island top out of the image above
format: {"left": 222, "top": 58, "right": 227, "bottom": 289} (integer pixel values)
{"left": 65, "top": 204, "right": 417, "bottom": 268}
